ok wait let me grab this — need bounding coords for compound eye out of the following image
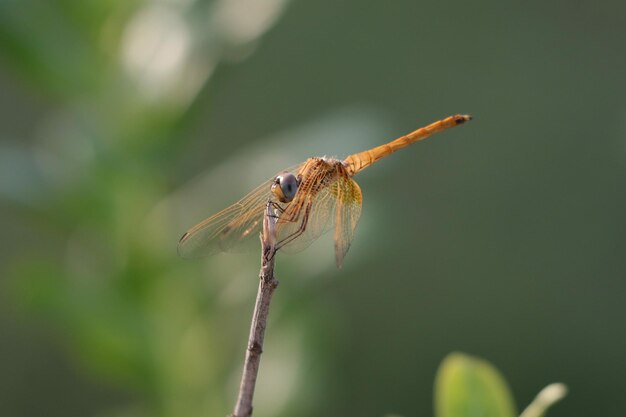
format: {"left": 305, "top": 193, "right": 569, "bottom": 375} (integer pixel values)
{"left": 277, "top": 172, "right": 299, "bottom": 202}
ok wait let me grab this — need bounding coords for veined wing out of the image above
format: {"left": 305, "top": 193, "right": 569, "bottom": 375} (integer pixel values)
{"left": 276, "top": 177, "right": 337, "bottom": 254}
{"left": 276, "top": 162, "right": 362, "bottom": 266}
{"left": 178, "top": 178, "right": 275, "bottom": 259}
{"left": 178, "top": 163, "right": 306, "bottom": 258}
{"left": 275, "top": 159, "right": 337, "bottom": 253}
{"left": 333, "top": 176, "right": 362, "bottom": 267}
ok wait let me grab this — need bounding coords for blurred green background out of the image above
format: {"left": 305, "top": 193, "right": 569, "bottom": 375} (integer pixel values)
{"left": 0, "top": 0, "right": 624, "bottom": 416}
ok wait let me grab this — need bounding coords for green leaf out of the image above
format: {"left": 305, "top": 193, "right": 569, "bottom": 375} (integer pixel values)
{"left": 435, "top": 352, "right": 517, "bottom": 417}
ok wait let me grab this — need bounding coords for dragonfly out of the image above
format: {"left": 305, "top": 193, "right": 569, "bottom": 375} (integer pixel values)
{"left": 178, "top": 114, "right": 472, "bottom": 267}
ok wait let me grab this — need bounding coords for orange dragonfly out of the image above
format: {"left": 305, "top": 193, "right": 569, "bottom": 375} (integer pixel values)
{"left": 178, "top": 114, "right": 471, "bottom": 266}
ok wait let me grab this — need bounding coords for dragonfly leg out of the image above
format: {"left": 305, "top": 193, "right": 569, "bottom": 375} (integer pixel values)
{"left": 268, "top": 201, "right": 286, "bottom": 219}
{"left": 275, "top": 201, "right": 311, "bottom": 250}
{"left": 271, "top": 199, "right": 306, "bottom": 224}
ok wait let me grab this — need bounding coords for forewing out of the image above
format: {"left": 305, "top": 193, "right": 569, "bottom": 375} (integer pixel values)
{"left": 276, "top": 180, "right": 337, "bottom": 253}
{"left": 177, "top": 178, "right": 274, "bottom": 258}
{"left": 333, "top": 177, "right": 362, "bottom": 267}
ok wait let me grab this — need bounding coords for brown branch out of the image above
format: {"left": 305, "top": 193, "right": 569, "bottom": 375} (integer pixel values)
{"left": 230, "top": 202, "right": 279, "bottom": 417}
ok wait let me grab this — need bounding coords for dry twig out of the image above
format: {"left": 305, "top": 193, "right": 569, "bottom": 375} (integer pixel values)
{"left": 230, "top": 202, "right": 279, "bottom": 417}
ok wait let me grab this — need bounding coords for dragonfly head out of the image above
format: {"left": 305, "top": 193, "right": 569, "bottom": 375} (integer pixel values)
{"left": 272, "top": 172, "right": 300, "bottom": 203}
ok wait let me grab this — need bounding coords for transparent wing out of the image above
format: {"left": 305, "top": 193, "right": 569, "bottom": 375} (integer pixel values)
{"left": 276, "top": 160, "right": 356, "bottom": 255}
{"left": 333, "top": 177, "right": 362, "bottom": 267}
{"left": 178, "top": 163, "right": 307, "bottom": 258}
{"left": 177, "top": 178, "right": 274, "bottom": 258}
{"left": 276, "top": 179, "right": 338, "bottom": 254}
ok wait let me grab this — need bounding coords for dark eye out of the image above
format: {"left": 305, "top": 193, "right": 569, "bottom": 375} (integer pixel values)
{"left": 278, "top": 172, "right": 299, "bottom": 202}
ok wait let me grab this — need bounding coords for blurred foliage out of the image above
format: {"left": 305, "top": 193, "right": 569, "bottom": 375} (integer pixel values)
{"left": 1, "top": 0, "right": 625, "bottom": 417}
{"left": 1, "top": 0, "right": 293, "bottom": 416}
{"left": 435, "top": 353, "right": 517, "bottom": 417}
{"left": 434, "top": 353, "right": 565, "bottom": 417}
{"left": 433, "top": 353, "right": 565, "bottom": 417}
{"left": 385, "top": 353, "right": 567, "bottom": 417}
